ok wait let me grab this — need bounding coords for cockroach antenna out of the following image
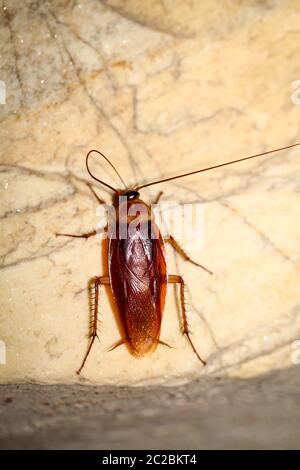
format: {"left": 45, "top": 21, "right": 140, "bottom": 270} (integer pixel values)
{"left": 135, "top": 142, "right": 300, "bottom": 191}
{"left": 86, "top": 149, "right": 127, "bottom": 193}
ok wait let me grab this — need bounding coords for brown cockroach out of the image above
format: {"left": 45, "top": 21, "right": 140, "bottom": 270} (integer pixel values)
{"left": 56, "top": 142, "right": 299, "bottom": 374}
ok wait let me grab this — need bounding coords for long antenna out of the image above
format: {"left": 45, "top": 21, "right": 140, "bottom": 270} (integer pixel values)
{"left": 86, "top": 149, "right": 127, "bottom": 193}
{"left": 135, "top": 143, "right": 300, "bottom": 191}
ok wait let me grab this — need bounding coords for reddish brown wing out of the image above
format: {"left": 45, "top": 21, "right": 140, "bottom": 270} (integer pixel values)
{"left": 108, "top": 218, "right": 167, "bottom": 356}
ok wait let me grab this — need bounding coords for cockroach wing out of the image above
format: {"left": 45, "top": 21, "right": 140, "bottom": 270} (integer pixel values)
{"left": 108, "top": 219, "right": 167, "bottom": 357}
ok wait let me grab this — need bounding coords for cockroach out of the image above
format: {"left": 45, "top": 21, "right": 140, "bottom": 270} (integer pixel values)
{"left": 56, "top": 142, "right": 300, "bottom": 374}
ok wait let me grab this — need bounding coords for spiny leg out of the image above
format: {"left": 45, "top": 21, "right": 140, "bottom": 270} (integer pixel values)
{"left": 77, "top": 275, "right": 110, "bottom": 375}
{"left": 168, "top": 274, "right": 206, "bottom": 365}
{"left": 165, "top": 235, "right": 213, "bottom": 275}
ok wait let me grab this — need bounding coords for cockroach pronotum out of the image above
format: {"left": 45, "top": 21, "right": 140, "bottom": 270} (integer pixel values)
{"left": 56, "top": 142, "right": 300, "bottom": 374}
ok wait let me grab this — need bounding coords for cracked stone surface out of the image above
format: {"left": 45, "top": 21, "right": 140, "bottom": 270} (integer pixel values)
{"left": 0, "top": 366, "right": 300, "bottom": 449}
{"left": 1, "top": 0, "right": 300, "bottom": 386}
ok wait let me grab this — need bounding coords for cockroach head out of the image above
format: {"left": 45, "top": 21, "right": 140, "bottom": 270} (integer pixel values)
{"left": 112, "top": 189, "right": 140, "bottom": 204}
{"left": 122, "top": 189, "right": 140, "bottom": 200}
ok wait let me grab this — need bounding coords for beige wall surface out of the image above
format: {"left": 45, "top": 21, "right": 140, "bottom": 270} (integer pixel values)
{"left": 1, "top": 0, "right": 300, "bottom": 385}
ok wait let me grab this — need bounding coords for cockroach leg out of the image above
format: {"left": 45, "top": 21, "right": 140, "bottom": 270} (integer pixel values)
{"left": 55, "top": 183, "right": 106, "bottom": 239}
{"left": 77, "top": 275, "right": 110, "bottom": 375}
{"left": 165, "top": 235, "right": 213, "bottom": 275}
{"left": 152, "top": 190, "right": 164, "bottom": 205}
{"left": 85, "top": 182, "right": 106, "bottom": 205}
{"left": 56, "top": 229, "right": 99, "bottom": 239}
{"left": 168, "top": 274, "right": 206, "bottom": 366}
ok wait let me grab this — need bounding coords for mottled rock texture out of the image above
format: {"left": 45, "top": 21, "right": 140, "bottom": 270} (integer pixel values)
{"left": 0, "top": 0, "right": 300, "bottom": 385}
